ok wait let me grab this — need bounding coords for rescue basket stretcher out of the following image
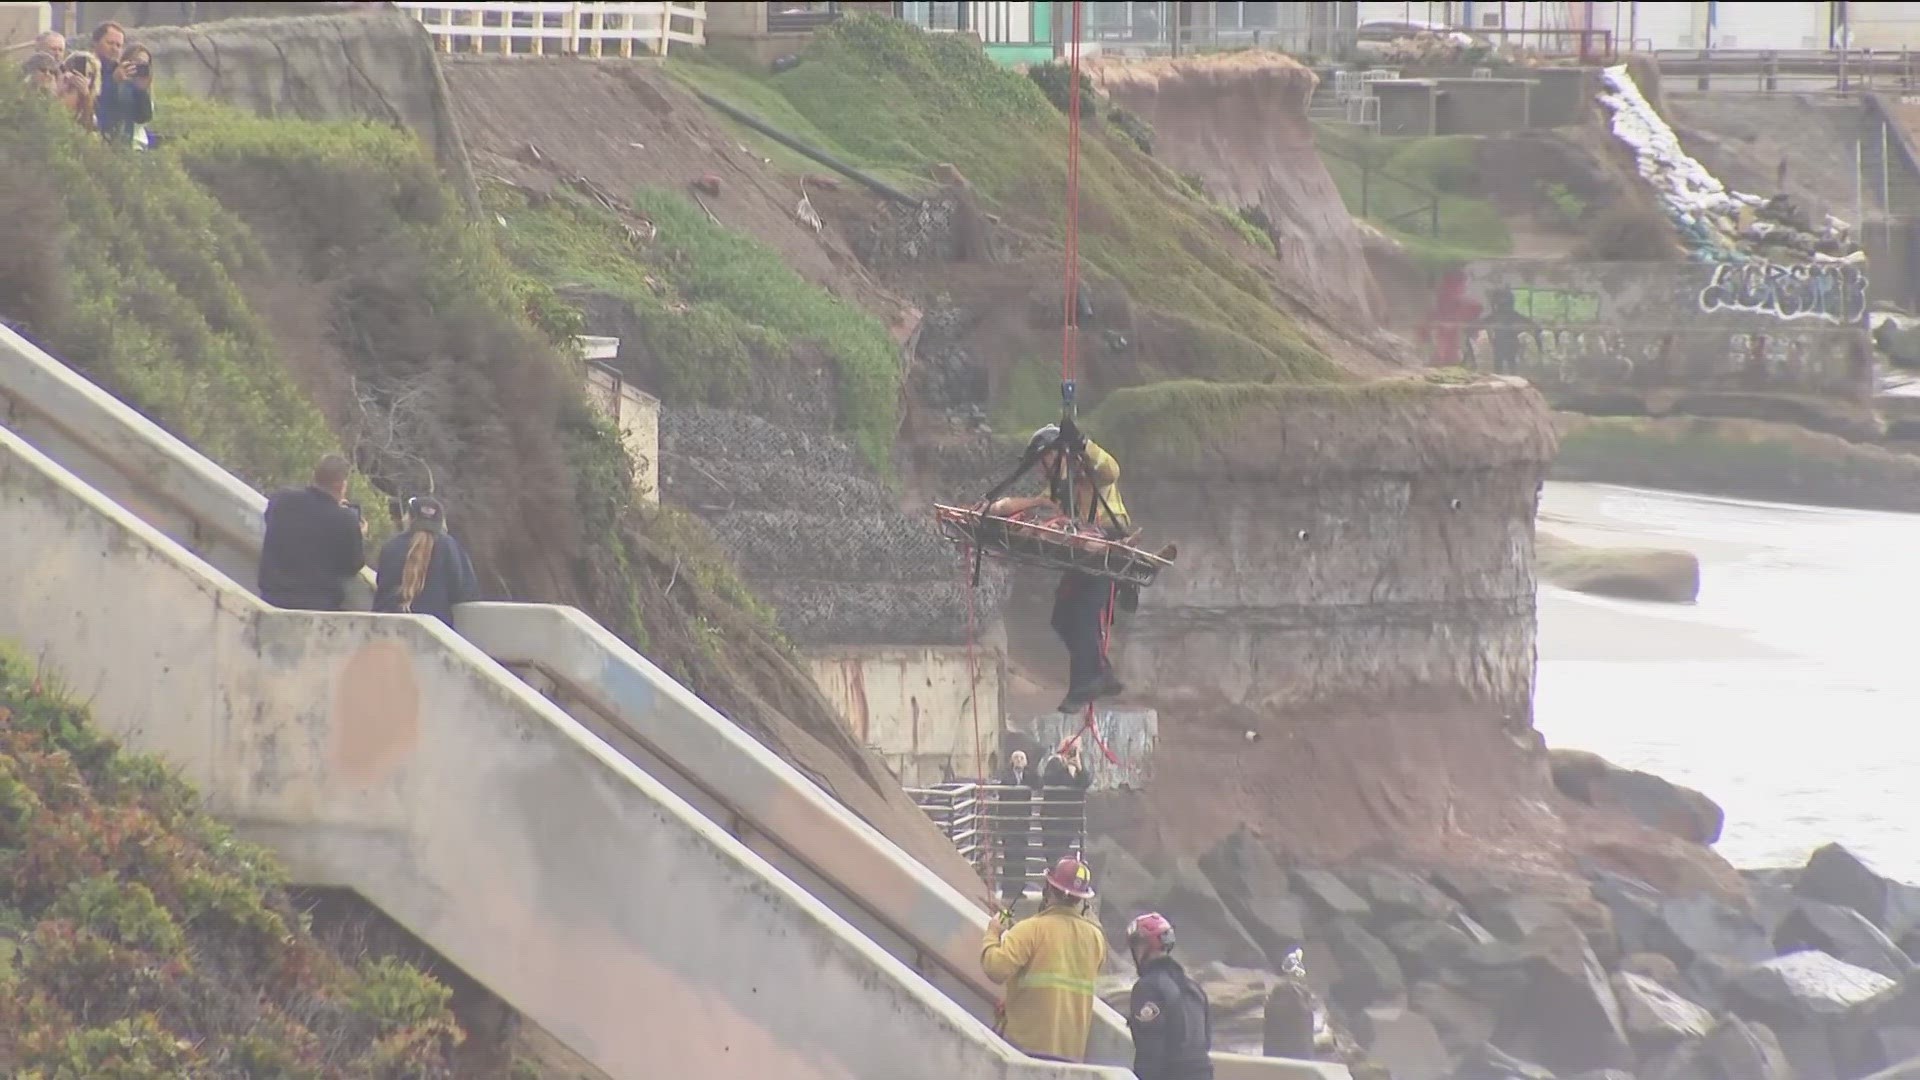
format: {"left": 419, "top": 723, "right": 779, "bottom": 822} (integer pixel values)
{"left": 934, "top": 503, "right": 1172, "bottom": 588}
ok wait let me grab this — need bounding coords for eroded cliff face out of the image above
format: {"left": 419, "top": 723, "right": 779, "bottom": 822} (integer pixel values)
{"left": 1090, "top": 53, "right": 1385, "bottom": 334}
{"left": 1111, "top": 380, "right": 1550, "bottom": 722}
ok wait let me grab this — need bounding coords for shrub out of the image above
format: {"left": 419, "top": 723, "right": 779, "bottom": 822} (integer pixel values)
{"left": 0, "top": 648, "right": 464, "bottom": 1078}
{"left": 1581, "top": 203, "right": 1679, "bottom": 261}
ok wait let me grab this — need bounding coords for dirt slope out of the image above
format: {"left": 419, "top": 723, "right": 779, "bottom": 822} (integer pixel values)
{"left": 441, "top": 56, "right": 911, "bottom": 335}
{"left": 1089, "top": 53, "right": 1390, "bottom": 356}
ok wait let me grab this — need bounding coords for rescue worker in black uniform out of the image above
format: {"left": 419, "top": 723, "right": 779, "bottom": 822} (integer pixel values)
{"left": 1125, "top": 911, "right": 1214, "bottom": 1080}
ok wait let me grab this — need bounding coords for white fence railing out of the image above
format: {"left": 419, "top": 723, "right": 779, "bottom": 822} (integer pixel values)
{"left": 395, "top": 2, "right": 706, "bottom": 57}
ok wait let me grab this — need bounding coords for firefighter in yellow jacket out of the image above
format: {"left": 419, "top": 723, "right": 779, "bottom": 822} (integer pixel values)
{"left": 982, "top": 856, "right": 1108, "bottom": 1062}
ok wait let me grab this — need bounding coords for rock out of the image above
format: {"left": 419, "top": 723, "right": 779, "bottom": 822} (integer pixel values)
{"left": 1566, "top": 1072, "right": 1637, "bottom": 1080}
{"left": 1612, "top": 970, "right": 1715, "bottom": 1046}
{"left": 1141, "top": 859, "right": 1268, "bottom": 970}
{"left": 1776, "top": 901, "right": 1916, "bottom": 980}
{"left": 1323, "top": 917, "right": 1406, "bottom": 1010}
{"left": 1704, "top": 1017, "right": 1793, "bottom": 1080}
{"left": 691, "top": 173, "right": 722, "bottom": 197}
{"left": 1348, "top": 865, "right": 1463, "bottom": 925}
{"left": 1856, "top": 1028, "right": 1920, "bottom": 1078}
{"left": 1381, "top": 919, "right": 1480, "bottom": 983}
{"left": 1621, "top": 952, "right": 1683, "bottom": 989}
{"left": 1796, "top": 844, "right": 1920, "bottom": 938}
{"left": 1730, "top": 950, "right": 1897, "bottom": 1021}
{"left": 1198, "top": 828, "right": 1307, "bottom": 968}
{"left": 1636, "top": 1039, "right": 1706, "bottom": 1080}
{"left": 1357, "top": 1005, "right": 1451, "bottom": 1080}
{"left": 1188, "top": 960, "right": 1275, "bottom": 1015}
{"left": 1432, "top": 866, "right": 1526, "bottom": 912}
{"left": 1863, "top": 1056, "right": 1920, "bottom": 1079}
{"left": 1508, "top": 925, "right": 1634, "bottom": 1075}
{"left": 1476, "top": 896, "right": 1620, "bottom": 962}
{"left": 1263, "top": 977, "right": 1319, "bottom": 1059}
{"left": 1770, "top": 1016, "right": 1843, "bottom": 1080}
{"left": 1084, "top": 836, "right": 1155, "bottom": 944}
{"left": 1834, "top": 979, "right": 1920, "bottom": 1076}
{"left": 1455, "top": 1043, "right": 1558, "bottom": 1080}
{"left": 1591, "top": 871, "right": 1668, "bottom": 958}
{"left": 1656, "top": 897, "right": 1773, "bottom": 967}
{"left": 1293, "top": 869, "right": 1373, "bottom": 922}
{"left": 1410, "top": 980, "right": 1495, "bottom": 1056}
{"left": 1534, "top": 534, "right": 1702, "bottom": 605}
{"left": 1549, "top": 749, "right": 1723, "bottom": 845}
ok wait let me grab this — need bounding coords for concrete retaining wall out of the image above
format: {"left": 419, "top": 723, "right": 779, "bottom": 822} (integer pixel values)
{"left": 0, "top": 422, "right": 1136, "bottom": 1080}
{"left": 1450, "top": 260, "right": 1875, "bottom": 405}
{"left": 805, "top": 647, "right": 1003, "bottom": 786}
{"left": 584, "top": 362, "right": 660, "bottom": 504}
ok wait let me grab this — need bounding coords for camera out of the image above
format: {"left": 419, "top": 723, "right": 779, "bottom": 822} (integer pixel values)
{"left": 128, "top": 62, "right": 149, "bottom": 78}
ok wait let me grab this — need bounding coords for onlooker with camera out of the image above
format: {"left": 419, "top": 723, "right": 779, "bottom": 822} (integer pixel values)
{"left": 57, "top": 51, "right": 99, "bottom": 131}
{"left": 89, "top": 21, "right": 151, "bottom": 144}
{"left": 100, "top": 42, "right": 154, "bottom": 145}
{"left": 259, "top": 454, "right": 368, "bottom": 612}
{"left": 374, "top": 497, "right": 479, "bottom": 628}
{"left": 22, "top": 51, "right": 60, "bottom": 92}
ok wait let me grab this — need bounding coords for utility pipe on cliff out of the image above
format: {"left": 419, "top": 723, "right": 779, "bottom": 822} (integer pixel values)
{"left": 692, "top": 90, "right": 925, "bottom": 207}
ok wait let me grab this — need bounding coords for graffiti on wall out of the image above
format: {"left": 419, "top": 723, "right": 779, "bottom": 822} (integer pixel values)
{"left": 1457, "top": 322, "right": 1865, "bottom": 396}
{"left": 1697, "top": 260, "right": 1869, "bottom": 324}
{"left": 1509, "top": 287, "right": 1601, "bottom": 323}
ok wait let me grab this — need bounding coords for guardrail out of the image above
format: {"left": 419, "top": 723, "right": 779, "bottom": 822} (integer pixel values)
{"left": 907, "top": 782, "right": 1088, "bottom": 891}
{"left": 1653, "top": 47, "right": 1920, "bottom": 93}
{"left": 394, "top": 1, "right": 705, "bottom": 57}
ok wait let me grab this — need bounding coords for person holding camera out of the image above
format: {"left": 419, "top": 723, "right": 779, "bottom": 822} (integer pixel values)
{"left": 258, "top": 454, "right": 368, "bottom": 612}
{"left": 89, "top": 21, "right": 152, "bottom": 145}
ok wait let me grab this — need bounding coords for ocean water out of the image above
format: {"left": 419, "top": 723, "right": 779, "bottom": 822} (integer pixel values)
{"left": 1534, "top": 483, "right": 1920, "bottom": 882}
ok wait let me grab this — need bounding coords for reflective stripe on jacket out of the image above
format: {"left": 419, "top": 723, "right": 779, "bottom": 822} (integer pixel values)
{"left": 982, "top": 904, "right": 1108, "bottom": 1061}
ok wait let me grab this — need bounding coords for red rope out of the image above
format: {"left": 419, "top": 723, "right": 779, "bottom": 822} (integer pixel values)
{"left": 1059, "top": 0, "right": 1085, "bottom": 386}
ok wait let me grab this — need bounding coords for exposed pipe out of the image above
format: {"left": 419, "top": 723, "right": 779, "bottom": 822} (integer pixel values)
{"left": 693, "top": 90, "right": 926, "bottom": 207}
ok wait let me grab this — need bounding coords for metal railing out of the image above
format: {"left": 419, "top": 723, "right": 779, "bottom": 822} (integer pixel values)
{"left": 907, "top": 783, "right": 1088, "bottom": 895}
{"left": 394, "top": 1, "right": 707, "bottom": 57}
{"left": 1653, "top": 48, "right": 1920, "bottom": 94}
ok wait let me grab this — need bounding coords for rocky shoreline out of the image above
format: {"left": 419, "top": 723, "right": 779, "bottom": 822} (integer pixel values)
{"left": 1087, "top": 752, "right": 1920, "bottom": 1080}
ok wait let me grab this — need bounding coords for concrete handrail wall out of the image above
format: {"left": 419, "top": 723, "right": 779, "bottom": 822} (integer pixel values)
{"left": 0, "top": 421, "right": 1133, "bottom": 1080}
{"left": 0, "top": 324, "right": 1347, "bottom": 1080}
{"left": 395, "top": 1, "right": 706, "bottom": 56}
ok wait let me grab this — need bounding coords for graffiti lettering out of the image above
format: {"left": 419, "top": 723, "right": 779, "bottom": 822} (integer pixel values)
{"left": 1697, "top": 260, "right": 1868, "bottom": 324}
{"left": 1510, "top": 287, "right": 1601, "bottom": 323}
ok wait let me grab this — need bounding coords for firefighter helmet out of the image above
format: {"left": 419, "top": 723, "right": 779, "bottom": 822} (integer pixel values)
{"left": 1044, "top": 856, "right": 1097, "bottom": 900}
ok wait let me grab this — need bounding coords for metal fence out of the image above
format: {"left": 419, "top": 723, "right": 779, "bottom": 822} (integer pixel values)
{"left": 905, "top": 783, "right": 1087, "bottom": 898}
{"left": 393, "top": 1, "right": 707, "bottom": 57}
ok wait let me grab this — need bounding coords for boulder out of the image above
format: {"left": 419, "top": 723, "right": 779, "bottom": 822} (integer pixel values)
{"left": 1796, "top": 844, "right": 1920, "bottom": 938}
{"left": 1188, "top": 960, "right": 1276, "bottom": 1016}
{"left": 1636, "top": 1039, "right": 1707, "bottom": 1080}
{"left": 1612, "top": 970, "right": 1715, "bottom": 1046}
{"left": 1477, "top": 896, "right": 1619, "bottom": 963}
{"left": 1198, "top": 827, "right": 1305, "bottom": 967}
{"left": 1356, "top": 1005, "right": 1452, "bottom": 1080}
{"left": 1549, "top": 750, "right": 1723, "bottom": 845}
{"left": 1591, "top": 871, "right": 1668, "bottom": 958}
{"left": 1656, "top": 897, "right": 1773, "bottom": 968}
{"left": 1729, "top": 950, "right": 1897, "bottom": 1021}
{"left": 1455, "top": 1043, "right": 1558, "bottom": 1080}
{"left": 1566, "top": 1073, "right": 1637, "bottom": 1080}
{"left": 1864, "top": 1056, "right": 1920, "bottom": 1079}
{"left": 1348, "top": 866, "right": 1463, "bottom": 925}
{"left": 1834, "top": 979, "right": 1920, "bottom": 1077}
{"left": 1704, "top": 1017, "right": 1793, "bottom": 1080}
{"left": 1621, "top": 952, "right": 1683, "bottom": 989}
{"left": 1140, "top": 860, "right": 1268, "bottom": 970}
{"left": 1293, "top": 869, "right": 1373, "bottom": 922}
{"left": 1381, "top": 919, "right": 1480, "bottom": 984}
{"left": 1084, "top": 835, "right": 1155, "bottom": 943}
{"left": 1776, "top": 901, "right": 1916, "bottom": 980}
{"left": 1323, "top": 917, "right": 1407, "bottom": 1010}
{"left": 1507, "top": 925, "right": 1634, "bottom": 1075}
{"left": 1768, "top": 1016, "right": 1843, "bottom": 1080}
{"left": 1410, "top": 980, "right": 1496, "bottom": 1056}
{"left": 1432, "top": 866, "right": 1527, "bottom": 912}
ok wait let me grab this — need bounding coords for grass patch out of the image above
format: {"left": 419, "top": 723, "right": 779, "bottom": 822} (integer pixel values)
{"left": 0, "top": 646, "right": 463, "bottom": 1076}
{"left": 1313, "top": 123, "right": 1511, "bottom": 265}
{"left": 668, "top": 15, "right": 1338, "bottom": 383}
{"left": 1554, "top": 413, "right": 1920, "bottom": 513}
{"left": 484, "top": 181, "right": 902, "bottom": 471}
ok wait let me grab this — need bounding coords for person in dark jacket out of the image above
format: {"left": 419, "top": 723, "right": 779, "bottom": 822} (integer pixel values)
{"left": 89, "top": 21, "right": 151, "bottom": 144}
{"left": 994, "top": 749, "right": 1043, "bottom": 905}
{"left": 1039, "top": 738, "right": 1093, "bottom": 868}
{"left": 1126, "top": 912, "right": 1214, "bottom": 1080}
{"left": 374, "top": 496, "right": 478, "bottom": 627}
{"left": 258, "top": 454, "right": 366, "bottom": 611}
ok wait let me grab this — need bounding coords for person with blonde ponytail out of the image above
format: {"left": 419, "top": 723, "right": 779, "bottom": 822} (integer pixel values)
{"left": 373, "top": 496, "right": 478, "bottom": 627}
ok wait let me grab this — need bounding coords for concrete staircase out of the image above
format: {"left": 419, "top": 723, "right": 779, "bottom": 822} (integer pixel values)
{"left": 0, "top": 324, "right": 1342, "bottom": 1080}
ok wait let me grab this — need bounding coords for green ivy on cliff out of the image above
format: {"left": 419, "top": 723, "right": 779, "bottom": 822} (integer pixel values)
{"left": 0, "top": 646, "right": 463, "bottom": 1078}
{"left": 669, "top": 14, "right": 1338, "bottom": 384}
{"left": 483, "top": 181, "right": 902, "bottom": 471}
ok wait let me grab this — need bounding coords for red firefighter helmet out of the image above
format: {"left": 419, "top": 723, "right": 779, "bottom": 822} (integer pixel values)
{"left": 1044, "top": 856, "right": 1097, "bottom": 900}
{"left": 1126, "top": 911, "right": 1176, "bottom": 960}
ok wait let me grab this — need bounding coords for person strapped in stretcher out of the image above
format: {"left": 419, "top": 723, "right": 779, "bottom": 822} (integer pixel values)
{"left": 976, "top": 419, "right": 1177, "bottom": 714}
